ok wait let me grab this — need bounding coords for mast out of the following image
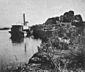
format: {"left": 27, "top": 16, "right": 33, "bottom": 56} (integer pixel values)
{"left": 23, "top": 13, "right": 28, "bottom": 26}
{"left": 23, "top": 13, "right": 26, "bottom": 25}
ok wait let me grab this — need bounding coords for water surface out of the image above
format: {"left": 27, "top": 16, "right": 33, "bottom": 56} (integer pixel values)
{"left": 0, "top": 30, "right": 41, "bottom": 67}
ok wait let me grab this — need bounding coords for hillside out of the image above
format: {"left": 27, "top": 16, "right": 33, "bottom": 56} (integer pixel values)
{"left": 28, "top": 10, "right": 85, "bottom": 72}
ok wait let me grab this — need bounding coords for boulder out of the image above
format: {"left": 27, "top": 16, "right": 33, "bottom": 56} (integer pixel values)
{"left": 28, "top": 52, "right": 55, "bottom": 70}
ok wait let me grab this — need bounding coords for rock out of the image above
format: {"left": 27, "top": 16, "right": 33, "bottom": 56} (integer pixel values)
{"left": 45, "top": 17, "right": 59, "bottom": 25}
{"left": 28, "top": 52, "right": 55, "bottom": 70}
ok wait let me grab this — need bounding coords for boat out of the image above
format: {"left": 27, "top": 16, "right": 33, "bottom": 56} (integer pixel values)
{"left": 9, "top": 13, "right": 31, "bottom": 37}
{"left": 9, "top": 25, "right": 24, "bottom": 38}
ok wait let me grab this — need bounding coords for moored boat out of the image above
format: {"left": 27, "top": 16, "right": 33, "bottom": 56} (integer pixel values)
{"left": 9, "top": 25, "right": 24, "bottom": 38}
{"left": 9, "top": 13, "right": 31, "bottom": 37}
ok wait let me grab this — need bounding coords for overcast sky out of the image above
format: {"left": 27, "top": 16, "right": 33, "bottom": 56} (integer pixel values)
{"left": 0, "top": 0, "right": 85, "bottom": 27}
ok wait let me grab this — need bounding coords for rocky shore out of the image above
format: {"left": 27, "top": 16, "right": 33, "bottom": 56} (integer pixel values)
{"left": 4, "top": 10, "right": 85, "bottom": 72}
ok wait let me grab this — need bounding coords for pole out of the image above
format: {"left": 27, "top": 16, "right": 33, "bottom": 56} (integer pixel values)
{"left": 23, "top": 13, "right": 25, "bottom": 25}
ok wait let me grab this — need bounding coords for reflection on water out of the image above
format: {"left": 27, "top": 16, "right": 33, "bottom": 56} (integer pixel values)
{"left": 10, "top": 36, "right": 24, "bottom": 44}
{"left": 9, "top": 31, "right": 24, "bottom": 44}
{"left": 0, "top": 30, "right": 41, "bottom": 69}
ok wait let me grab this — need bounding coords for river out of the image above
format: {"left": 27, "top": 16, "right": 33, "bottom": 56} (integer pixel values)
{"left": 0, "top": 30, "right": 41, "bottom": 69}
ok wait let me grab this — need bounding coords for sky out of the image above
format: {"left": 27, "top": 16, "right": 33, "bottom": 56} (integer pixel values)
{"left": 0, "top": 0, "right": 85, "bottom": 27}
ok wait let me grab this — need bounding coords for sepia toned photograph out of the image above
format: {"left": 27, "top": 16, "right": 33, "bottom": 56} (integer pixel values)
{"left": 0, "top": 0, "right": 85, "bottom": 72}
